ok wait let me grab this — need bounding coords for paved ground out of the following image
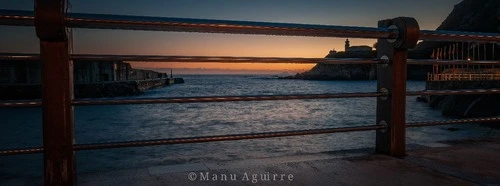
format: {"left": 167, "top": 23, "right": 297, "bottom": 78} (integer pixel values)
{"left": 3, "top": 138, "right": 499, "bottom": 185}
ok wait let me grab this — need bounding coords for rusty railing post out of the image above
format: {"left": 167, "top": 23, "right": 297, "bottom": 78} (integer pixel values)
{"left": 376, "top": 17, "right": 419, "bottom": 157}
{"left": 35, "top": 0, "right": 76, "bottom": 185}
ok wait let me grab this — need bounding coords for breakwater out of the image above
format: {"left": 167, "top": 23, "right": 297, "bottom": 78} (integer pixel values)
{"left": 0, "top": 78, "right": 184, "bottom": 100}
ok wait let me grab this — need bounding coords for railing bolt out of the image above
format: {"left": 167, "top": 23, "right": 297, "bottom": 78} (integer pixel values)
{"left": 379, "top": 88, "right": 389, "bottom": 100}
{"left": 380, "top": 55, "right": 390, "bottom": 68}
{"left": 387, "top": 25, "right": 399, "bottom": 43}
{"left": 378, "top": 120, "right": 388, "bottom": 133}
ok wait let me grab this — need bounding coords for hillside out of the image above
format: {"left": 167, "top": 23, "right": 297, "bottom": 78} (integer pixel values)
{"left": 415, "top": 0, "right": 499, "bottom": 55}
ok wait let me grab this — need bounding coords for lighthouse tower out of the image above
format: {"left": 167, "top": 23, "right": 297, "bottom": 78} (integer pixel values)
{"left": 345, "top": 38, "right": 350, "bottom": 51}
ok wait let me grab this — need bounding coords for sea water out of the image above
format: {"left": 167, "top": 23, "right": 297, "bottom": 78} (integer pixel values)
{"left": 1, "top": 75, "right": 498, "bottom": 178}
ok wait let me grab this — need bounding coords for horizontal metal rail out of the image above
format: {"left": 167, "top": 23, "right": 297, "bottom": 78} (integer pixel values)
{"left": 428, "top": 73, "right": 500, "bottom": 82}
{"left": 74, "top": 125, "right": 384, "bottom": 151}
{"left": 419, "top": 30, "right": 500, "bottom": 43}
{"left": 407, "top": 59, "right": 500, "bottom": 65}
{"left": 2, "top": 89, "right": 499, "bottom": 108}
{"left": 0, "top": 9, "right": 396, "bottom": 39}
{"left": 2, "top": 115, "right": 499, "bottom": 155}
{"left": 73, "top": 55, "right": 379, "bottom": 64}
{"left": 1, "top": 9, "right": 499, "bottom": 42}
{"left": 0, "top": 125, "right": 384, "bottom": 156}
{"left": 407, "top": 88, "right": 500, "bottom": 96}
{"left": 0, "top": 147, "right": 43, "bottom": 156}
{"left": 0, "top": 53, "right": 379, "bottom": 64}
{"left": 0, "top": 100, "right": 42, "bottom": 108}
{"left": 407, "top": 116, "right": 500, "bottom": 127}
{"left": 0, "top": 53, "right": 40, "bottom": 61}
{"left": 73, "top": 89, "right": 500, "bottom": 106}
{"left": 72, "top": 92, "right": 385, "bottom": 106}
{"left": 2, "top": 53, "right": 500, "bottom": 65}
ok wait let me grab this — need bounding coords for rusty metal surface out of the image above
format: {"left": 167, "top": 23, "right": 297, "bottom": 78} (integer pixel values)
{"left": 407, "top": 59, "right": 500, "bottom": 65}
{"left": 391, "top": 17, "right": 420, "bottom": 49}
{"left": 71, "top": 55, "right": 380, "bottom": 64}
{"left": 3, "top": 53, "right": 500, "bottom": 66}
{"left": 0, "top": 125, "right": 383, "bottom": 155}
{"left": 2, "top": 53, "right": 500, "bottom": 65}
{"left": 407, "top": 116, "right": 500, "bottom": 127}
{"left": 0, "top": 100, "right": 42, "bottom": 107}
{"left": 3, "top": 115, "right": 499, "bottom": 156}
{"left": 420, "top": 30, "right": 500, "bottom": 43}
{"left": 74, "top": 125, "right": 385, "bottom": 151}
{"left": 0, "top": 147, "right": 43, "bottom": 156}
{"left": 376, "top": 19, "right": 395, "bottom": 156}
{"left": 39, "top": 41, "right": 76, "bottom": 186}
{"left": 0, "top": 9, "right": 34, "bottom": 26}
{"left": 376, "top": 17, "right": 419, "bottom": 157}
{"left": 36, "top": 0, "right": 76, "bottom": 185}
{"left": 72, "top": 92, "right": 385, "bottom": 106}
{"left": 2, "top": 9, "right": 500, "bottom": 42}
{"left": 2, "top": 89, "right": 499, "bottom": 108}
{"left": 34, "top": 2, "right": 67, "bottom": 41}
{"left": 0, "top": 53, "right": 380, "bottom": 64}
{"left": 407, "top": 89, "right": 500, "bottom": 96}
{"left": 0, "top": 10, "right": 396, "bottom": 39}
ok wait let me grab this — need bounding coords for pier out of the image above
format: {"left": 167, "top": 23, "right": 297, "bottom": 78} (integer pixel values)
{"left": 0, "top": 1, "right": 499, "bottom": 185}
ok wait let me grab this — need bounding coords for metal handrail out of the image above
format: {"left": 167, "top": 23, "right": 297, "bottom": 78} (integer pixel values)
{"left": 1, "top": 9, "right": 499, "bottom": 42}
{"left": 407, "top": 116, "right": 500, "bottom": 127}
{"left": 0, "top": 125, "right": 384, "bottom": 155}
{"left": 2, "top": 88, "right": 500, "bottom": 108}
{"left": 406, "top": 59, "right": 500, "bottom": 65}
{"left": 2, "top": 115, "right": 499, "bottom": 156}
{"left": 427, "top": 73, "right": 500, "bottom": 81}
{"left": 2, "top": 53, "right": 500, "bottom": 65}
{"left": 0, "top": 9, "right": 397, "bottom": 39}
{"left": 74, "top": 125, "right": 385, "bottom": 151}
{"left": 0, "top": 53, "right": 380, "bottom": 64}
{"left": 407, "top": 88, "right": 500, "bottom": 96}
{"left": 72, "top": 92, "right": 385, "bottom": 106}
{"left": 0, "top": 100, "right": 42, "bottom": 108}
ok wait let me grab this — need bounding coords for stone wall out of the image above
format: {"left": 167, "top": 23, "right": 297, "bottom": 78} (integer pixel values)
{"left": 0, "top": 61, "right": 41, "bottom": 84}
{"left": 0, "top": 60, "right": 168, "bottom": 84}
{"left": 0, "top": 78, "right": 184, "bottom": 100}
{"left": 0, "top": 60, "right": 179, "bottom": 100}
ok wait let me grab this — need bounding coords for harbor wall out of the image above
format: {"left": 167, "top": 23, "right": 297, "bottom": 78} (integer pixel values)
{"left": 0, "top": 78, "right": 184, "bottom": 100}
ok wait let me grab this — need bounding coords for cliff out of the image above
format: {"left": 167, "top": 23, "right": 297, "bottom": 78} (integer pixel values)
{"left": 415, "top": 0, "right": 499, "bottom": 56}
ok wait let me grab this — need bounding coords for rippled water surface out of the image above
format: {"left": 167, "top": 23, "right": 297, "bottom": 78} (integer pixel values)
{"left": 1, "top": 75, "right": 498, "bottom": 178}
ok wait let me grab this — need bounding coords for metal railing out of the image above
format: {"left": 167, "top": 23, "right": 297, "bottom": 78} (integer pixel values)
{"left": 427, "top": 72, "right": 500, "bottom": 81}
{"left": 0, "top": 2, "right": 500, "bottom": 185}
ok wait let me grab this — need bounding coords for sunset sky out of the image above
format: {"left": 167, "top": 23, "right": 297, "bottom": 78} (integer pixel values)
{"left": 0, "top": 0, "right": 461, "bottom": 74}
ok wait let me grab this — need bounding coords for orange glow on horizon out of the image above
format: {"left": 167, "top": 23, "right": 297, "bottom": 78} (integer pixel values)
{"left": 129, "top": 62, "right": 315, "bottom": 73}
{"left": 108, "top": 36, "right": 375, "bottom": 73}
